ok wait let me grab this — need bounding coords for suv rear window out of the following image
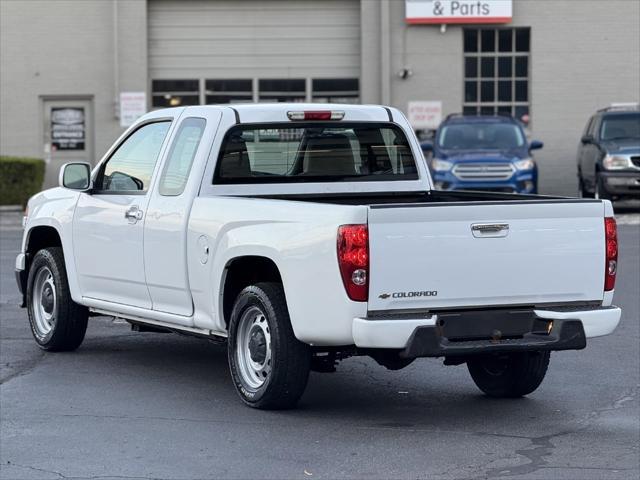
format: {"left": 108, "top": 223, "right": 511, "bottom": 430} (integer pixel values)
{"left": 213, "top": 123, "right": 418, "bottom": 183}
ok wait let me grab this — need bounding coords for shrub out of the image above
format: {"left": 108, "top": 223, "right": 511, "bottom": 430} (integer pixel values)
{"left": 0, "top": 156, "right": 45, "bottom": 206}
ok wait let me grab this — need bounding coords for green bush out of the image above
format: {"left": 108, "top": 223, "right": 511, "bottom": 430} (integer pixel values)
{"left": 0, "top": 156, "right": 45, "bottom": 206}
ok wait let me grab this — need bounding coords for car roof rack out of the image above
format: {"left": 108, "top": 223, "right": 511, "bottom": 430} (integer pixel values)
{"left": 597, "top": 103, "right": 640, "bottom": 113}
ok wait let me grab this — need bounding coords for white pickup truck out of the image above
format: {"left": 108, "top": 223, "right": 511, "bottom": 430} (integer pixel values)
{"left": 16, "top": 104, "right": 621, "bottom": 409}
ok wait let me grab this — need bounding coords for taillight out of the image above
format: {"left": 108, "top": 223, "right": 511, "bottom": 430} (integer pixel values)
{"left": 337, "top": 224, "right": 369, "bottom": 302}
{"left": 604, "top": 217, "right": 617, "bottom": 291}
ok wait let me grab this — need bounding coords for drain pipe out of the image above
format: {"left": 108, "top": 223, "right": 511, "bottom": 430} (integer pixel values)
{"left": 380, "top": 0, "right": 391, "bottom": 106}
{"left": 113, "top": 0, "right": 120, "bottom": 120}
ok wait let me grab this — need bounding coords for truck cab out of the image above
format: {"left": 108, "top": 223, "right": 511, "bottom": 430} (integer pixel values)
{"left": 422, "top": 114, "right": 543, "bottom": 194}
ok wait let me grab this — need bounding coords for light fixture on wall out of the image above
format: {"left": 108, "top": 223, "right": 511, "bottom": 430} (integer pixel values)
{"left": 398, "top": 68, "right": 413, "bottom": 80}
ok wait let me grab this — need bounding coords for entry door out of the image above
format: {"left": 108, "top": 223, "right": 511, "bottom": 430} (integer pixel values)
{"left": 73, "top": 121, "right": 172, "bottom": 308}
{"left": 43, "top": 99, "right": 93, "bottom": 189}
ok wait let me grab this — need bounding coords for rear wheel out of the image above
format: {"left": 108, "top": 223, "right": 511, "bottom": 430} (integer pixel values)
{"left": 26, "top": 247, "right": 88, "bottom": 351}
{"left": 467, "top": 351, "right": 550, "bottom": 398}
{"left": 228, "top": 282, "right": 311, "bottom": 409}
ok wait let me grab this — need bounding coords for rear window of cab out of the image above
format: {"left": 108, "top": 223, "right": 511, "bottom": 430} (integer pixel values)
{"left": 213, "top": 122, "right": 418, "bottom": 184}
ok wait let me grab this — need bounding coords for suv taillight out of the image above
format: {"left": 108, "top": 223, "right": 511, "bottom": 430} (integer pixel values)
{"left": 337, "top": 225, "right": 369, "bottom": 302}
{"left": 604, "top": 217, "right": 618, "bottom": 291}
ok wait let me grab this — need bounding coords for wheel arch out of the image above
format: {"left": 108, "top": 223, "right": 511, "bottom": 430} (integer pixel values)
{"left": 25, "top": 225, "right": 63, "bottom": 256}
{"left": 17, "top": 226, "right": 64, "bottom": 304}
{"left": 220, "top": 255, "right": 284, "bottom": 329}
{"left": 22, "top": 223, "right": 83, "bottom": 305}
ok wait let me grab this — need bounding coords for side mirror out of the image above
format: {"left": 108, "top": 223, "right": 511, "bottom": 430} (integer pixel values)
{"left": 529, "top": 140, "right": 544, "bottom": 150}
{"left": 421, "top": 140, "right": 434, "bottom": 152}
{"left": 59, "top": 162, "right": 92, "bottom": 191}
{"left": 581, "top": 135, "right": 594, "bottom": 145}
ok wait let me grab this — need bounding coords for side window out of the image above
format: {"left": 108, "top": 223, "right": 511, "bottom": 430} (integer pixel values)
{"left": 583, "top": 117, "right": 593, "bottom": 136}
{"left": 98, "top": 121, "right": 171, "bottom": 192}
{"left": 158, "top": 118, "right": 206, "bottom": 196}
{"left": 587, "top": 116, "right": 597, "bottom": 137}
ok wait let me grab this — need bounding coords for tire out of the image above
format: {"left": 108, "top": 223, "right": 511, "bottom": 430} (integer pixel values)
{"left": 26, "top": 247, "right": 88, "bottom": 351}
{"left": 594, "top": 173, "right": 612, "bottom": 201}
{"left": 578, "top": 173, "right": 593, "bottom": 198}
{"left": 467, "top": 351, "right": 550, "bottom": 398}
{"left": 227, "top": 282, "right": 311, "bottom": 409}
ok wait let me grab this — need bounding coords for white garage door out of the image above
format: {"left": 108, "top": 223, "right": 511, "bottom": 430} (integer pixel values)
{"left": 148, "top": 0, "right": 361, "bottom": 106}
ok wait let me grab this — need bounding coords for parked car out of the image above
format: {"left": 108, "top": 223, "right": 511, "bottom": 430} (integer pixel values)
{"left": 421, "top": 114, "right": 543, "bottom": 193}
{"left": 577, "top": 104, "right": 640, "bottom": 200}
{"left": 16, "top": 104, "right": 620, "bottom": 409}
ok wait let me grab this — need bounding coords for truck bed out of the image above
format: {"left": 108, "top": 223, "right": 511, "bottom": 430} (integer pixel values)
{"left": 253, "top": 189, "right": 592, "bottom": 206}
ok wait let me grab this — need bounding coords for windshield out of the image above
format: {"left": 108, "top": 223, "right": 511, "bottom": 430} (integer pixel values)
{"left": 600, "top": 113, "right": 640, "bottom": 141}
{"left": 437, "top": 122, "right": 525, "bottom": 150}
{"left": 214, "top": 123, "right": 418, "bottom": 183}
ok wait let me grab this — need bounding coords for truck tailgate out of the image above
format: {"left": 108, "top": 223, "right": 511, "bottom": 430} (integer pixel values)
{"left": 367, "top": 200, "right": 605, "bottom": 311}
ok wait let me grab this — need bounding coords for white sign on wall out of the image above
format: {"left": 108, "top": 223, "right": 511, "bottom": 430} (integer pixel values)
{"left": 120, "top": 92, "right": 147, "bottom": 127}
{"left": 406, "top": 0, "right": 512, "bottom": 24}
{"left": 408, "top": 101, "right": 442, "bottom": 130}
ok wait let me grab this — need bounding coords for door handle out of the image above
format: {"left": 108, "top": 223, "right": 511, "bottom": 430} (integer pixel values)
{"left": 471, "top": 223, "right": 509, "bottom": 238}
{"left": 125, "top": 206, "right": 143, "bottom": 223}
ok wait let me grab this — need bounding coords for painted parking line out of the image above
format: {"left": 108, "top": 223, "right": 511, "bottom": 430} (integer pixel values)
{"left": 616, "top": 214, "right": 640, "bottom": 225}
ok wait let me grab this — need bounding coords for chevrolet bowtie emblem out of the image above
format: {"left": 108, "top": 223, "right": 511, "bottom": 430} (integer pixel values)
{"left": 378, "top": 293, "right": 391, "bottom": 299}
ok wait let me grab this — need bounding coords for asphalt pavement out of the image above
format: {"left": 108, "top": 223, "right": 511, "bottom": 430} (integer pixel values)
{"left": 0, "top": 206, "right": 638, "bottom": 480}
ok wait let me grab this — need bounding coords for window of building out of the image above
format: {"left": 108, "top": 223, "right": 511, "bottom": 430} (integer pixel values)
{"left": 97, "top": 121, "right": 171, "bottom": 192}
{"left": 205, "top": 79, "right": 253, "bottom": 104}
{"left": 258, "top": 79, "right": 306, "bottom": 102}
{"left": 159, "top": 117, "right": 206, "bottom": 196}
{"left": 152, "top": 80, "right": 200, "bottom": 108}
{"left": 151, "top": 78, "right": 361, "bottom": 107}
{"left": 312, "top": 79, "right": 360, "bottom": 103}
{"left": 463, "top": 28, "right": 530, "bottom": 121}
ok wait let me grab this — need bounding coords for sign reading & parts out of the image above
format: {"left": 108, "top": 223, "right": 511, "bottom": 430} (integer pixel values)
{"left": 406, "top": 0, "right": 512, "bottom": 24}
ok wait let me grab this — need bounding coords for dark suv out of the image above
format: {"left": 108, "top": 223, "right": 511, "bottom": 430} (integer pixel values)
{"left": 577, "top": 104, "right": 640, "bottom": 200}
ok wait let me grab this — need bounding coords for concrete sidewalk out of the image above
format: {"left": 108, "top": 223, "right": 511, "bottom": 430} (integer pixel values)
{"left": 0, "top": 206, "right": 24, "bottom": 232}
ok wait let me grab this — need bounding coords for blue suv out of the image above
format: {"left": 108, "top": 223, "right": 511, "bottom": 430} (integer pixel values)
{"left": 422, "top": 114, "right": 543, "bottom": 193}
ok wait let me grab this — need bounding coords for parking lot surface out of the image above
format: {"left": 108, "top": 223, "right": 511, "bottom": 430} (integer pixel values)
{"left": 1, "top": 207, "right": 638, "bottom": 480}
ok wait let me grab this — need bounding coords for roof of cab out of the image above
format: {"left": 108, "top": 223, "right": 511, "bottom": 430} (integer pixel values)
{"left": 186, "top": 103, "right": 395, "bottom": 124}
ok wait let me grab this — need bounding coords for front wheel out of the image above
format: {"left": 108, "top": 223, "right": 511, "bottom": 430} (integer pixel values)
{"left": 228, "top": 282, "right": 311, "bottom": 409}
{"left": 578, "top": 173, "right": 593, "bottom": 198}
{"left": 467, "top": 351, "right": 550, "bottom": 398}
{"left": 594, "top": 173, "right": 612, "bottom": 201}
{"left": 26, "top": 247, "right": 88, "bottom": 351}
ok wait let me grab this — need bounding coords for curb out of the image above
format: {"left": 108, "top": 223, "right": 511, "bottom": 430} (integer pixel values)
{"left": 0, "top": 205, "right": 23, "bottom": 212}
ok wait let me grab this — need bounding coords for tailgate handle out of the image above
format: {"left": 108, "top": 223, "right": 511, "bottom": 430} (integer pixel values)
{"left": 471, "top": 223, "right": 509, "bottom": 238}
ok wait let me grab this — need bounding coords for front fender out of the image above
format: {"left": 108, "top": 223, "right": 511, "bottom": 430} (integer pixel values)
{"left": 23, "top": 188, "right": 82, "bottom": 303}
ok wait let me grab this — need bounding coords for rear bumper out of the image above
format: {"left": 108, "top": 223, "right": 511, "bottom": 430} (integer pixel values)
{"left": 353, "top": 306, "right": 621, "bottom": 358}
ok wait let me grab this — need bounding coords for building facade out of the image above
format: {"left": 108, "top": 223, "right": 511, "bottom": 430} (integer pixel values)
{"left": 1, "top": 0, "right": 639, "bottom": 193}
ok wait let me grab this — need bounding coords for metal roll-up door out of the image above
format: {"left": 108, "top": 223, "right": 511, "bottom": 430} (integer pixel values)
{"left": 148, "top": 0, "right": 361, "bottom": 81}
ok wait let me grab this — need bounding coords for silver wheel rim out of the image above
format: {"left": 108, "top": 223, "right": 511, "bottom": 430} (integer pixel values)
{"left": 31, "top": 266, "right": 57, "bottom": 338}
{"left": 236, "top": 306, "right": 272, "bottom": 390}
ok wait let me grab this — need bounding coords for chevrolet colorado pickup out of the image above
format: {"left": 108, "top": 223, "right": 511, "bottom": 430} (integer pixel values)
{"left": 16, "top": 104, "right": 621, "bottom": 409}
